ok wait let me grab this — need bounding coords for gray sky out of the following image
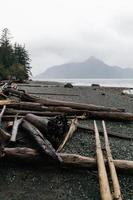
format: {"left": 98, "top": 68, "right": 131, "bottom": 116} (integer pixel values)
{"left": 0, "top": 0, "right": 133, "bottom": 75}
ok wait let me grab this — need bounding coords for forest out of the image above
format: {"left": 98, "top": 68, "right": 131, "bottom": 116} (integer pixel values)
{"left": 0, "top": 28, "right": 31, "bottom": 81}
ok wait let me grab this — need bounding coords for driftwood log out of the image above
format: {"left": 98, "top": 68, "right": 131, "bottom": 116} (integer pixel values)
{"left": 3, "top": 88, "right": 124, "bottom": 112}
{"left": 0, "top": 128, "right": 11, "bottom": 143}
{"left": 102, "top": 121, "right": 122, "bottom": 200}
{"left": 2, "top": 147, "right": 133, "bottom": 172}
{"left": 10, "top": 115, "right": 23, "bottom": 142}
{"left": 21, "top": 120, "right": 62, "bottom": 162}
{"left": 94, "top": 120, "right": 112, "bottom": 200}
{"left": 57, "top": 118, "right": 78, "bottom": 152}
{"left": 0, "top": 105, "right": 6, "bottom": 126}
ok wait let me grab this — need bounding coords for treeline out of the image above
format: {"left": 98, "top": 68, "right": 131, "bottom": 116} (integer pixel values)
{"left": 0, "top": 28, "right": 31, "bottom": 81}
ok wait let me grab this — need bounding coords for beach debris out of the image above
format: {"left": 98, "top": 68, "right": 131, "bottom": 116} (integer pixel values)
{"left": 94, "top": 120, "right": 112, "bottom": 200}
{"left": 2, "top": 87, "right": 124, "bottom": 112}
{"left": 57, "top": 118, "right": 78, "bottom": 152}
{"left": 102, "top": 121, "right": 122, "bottom": 200}
{"left": 0, "top": 81, "right": 133, "bottom": 199}
{"left": 10, "top": 114, "right": 23, "bottom": 143}
{"left": 21, "top": 120, "right": 62, "bottom": 162}
{"left": 24, "top": 114, "right": 68, "bottom": 148}
{"left": 0, "top": 105, "right": 6, "bottom": 126}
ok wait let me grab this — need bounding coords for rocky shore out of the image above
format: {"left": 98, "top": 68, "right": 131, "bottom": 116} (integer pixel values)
{"left": 0, "top": 80, "right": 133, "bottom": 200}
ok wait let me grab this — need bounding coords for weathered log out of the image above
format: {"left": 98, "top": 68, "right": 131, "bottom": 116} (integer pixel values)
{"left": 94, "top": 120, "right": 112, "bottom": 200}
{"left": 0, "top": 99, "right": 15, "bottom": 105}
{"left": 0, "top": 128, "right": 11, "bottom": 143}
{"left": 21, "top": 120, "right": 62, "bottom": 162}
{"left": 4, "top": 102, "right": 49, "bottom": 111}
{"left": 77, "top": 124, "right": 133, "bottom": 140}
{"left": 87, "top": 110, "right": 133, "bottom": 122}
{"left": 57, "top": 118, "right": 78, "bottom": 152}
{"left": 28, "top": 92, "right": 78, "bottom": 96}
{"left": 10, "top": 115, "right": 23, "bottom": 142}
{"left": 24, "top": 114, "right": 68, "bottom": 149}
{"left": 3, "top": 88, "right": 124, "bottom": 112}
{"left": 102, "top": 121, "right": 122, "bottom": 200}
{"left": 2, "top": 147, "right": 133, "bottom": 172}
{"left": 0, "top": 105, "right": 6, "bottom": 126}
{"left": 4, "top": 109, "right": 62, "bottom": 116}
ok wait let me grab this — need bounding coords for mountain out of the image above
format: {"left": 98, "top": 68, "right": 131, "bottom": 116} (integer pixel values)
{"left": 35, "top": 56, "right": 133, "bottom": 79}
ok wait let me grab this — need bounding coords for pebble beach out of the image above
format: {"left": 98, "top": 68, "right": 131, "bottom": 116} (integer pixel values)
{"left": 0, "top": 80, "right": 133, "bottom": 200}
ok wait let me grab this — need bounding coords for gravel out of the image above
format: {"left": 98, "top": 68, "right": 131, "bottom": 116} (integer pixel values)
{"left": 0, "top": 81, "right": 133, "bottom": 200}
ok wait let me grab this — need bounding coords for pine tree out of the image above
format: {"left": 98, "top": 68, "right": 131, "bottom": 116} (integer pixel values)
{"left": 0, "top": 28, "right": 31, "bottom": 80}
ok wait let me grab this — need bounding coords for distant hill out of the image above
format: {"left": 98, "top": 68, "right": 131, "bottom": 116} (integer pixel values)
{"left": 35, "top": 57, "right": 133, "bottom": 79}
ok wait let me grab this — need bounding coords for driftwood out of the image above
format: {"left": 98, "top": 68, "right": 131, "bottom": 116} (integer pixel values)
{"left": 2, "top": 147, "right": 133, "bottom": 172}
{"left": 94, "top": 120, "right": 112, "bottom": 200}
{"left": 77, "top": 124, "right": 133, "bottom": 140}
{"left": 0, "top": 99, "right": 15, "bottom": 106}
{"left": 87, "top": 110, "right": 133, "bottom": 122}
{"left": 3, "top": 102, "right": 49, "bottom": 111}
{"left": 10, "top": 115, "right": 23, "bottom": 142}
{"left": 29, "top": 92, "right": 78, "bottom": 96}
{"left": 4, "top": 109, "right": 62, "bottom": 116}
{"left": 102, "top": 121, "right": 122, "bottom": 200}
{"left": 57, "top": 118, "right": 78, "bottom": 152}
{"left": 21, "top": 120, "right": 62, "bottom": 162}
{"left": 0, "top": 105, "right": 6, "bottom": 126}
{"left": 0, "top": 128, "right": 11, "bottom": 143}
{"left": 3, "top": 88, "right": 124, "bottom": 112}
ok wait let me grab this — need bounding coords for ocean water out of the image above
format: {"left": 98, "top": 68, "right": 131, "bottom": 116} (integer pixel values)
{"left": 35, "top": 78, "right": 133, "bottom": 88}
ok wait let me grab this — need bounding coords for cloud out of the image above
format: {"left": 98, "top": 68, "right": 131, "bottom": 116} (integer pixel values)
{"left": 1, "top": 0, "right": 133, "bottom": 75}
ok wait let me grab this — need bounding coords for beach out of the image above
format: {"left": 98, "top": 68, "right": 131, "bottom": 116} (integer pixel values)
{"left": 0, "top": 80, "right": 133, "bottom": 199}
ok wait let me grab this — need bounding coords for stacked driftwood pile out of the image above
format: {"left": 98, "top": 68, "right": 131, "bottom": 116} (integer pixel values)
{"left": 1, "top": 82, "right": 133, "bottom": 199}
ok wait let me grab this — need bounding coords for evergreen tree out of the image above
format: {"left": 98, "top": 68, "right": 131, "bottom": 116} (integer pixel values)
{"left": 0, "top": 28, "right": 31, "bottom": 80}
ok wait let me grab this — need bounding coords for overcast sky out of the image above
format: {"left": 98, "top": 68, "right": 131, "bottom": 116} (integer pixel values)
{"left": 0, "top": 0, "right": 133, "bottom": 76}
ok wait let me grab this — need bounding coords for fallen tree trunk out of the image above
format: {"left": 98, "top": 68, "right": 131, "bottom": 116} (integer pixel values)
{"left": 3, "top": 88, "right": 124, "bottom": 112}
{"left": 2, "top": 147, "right": 133, "bottom": 172}
{"left": 87, "top": 110, "right": 133, "bottom": 122}
{"left": 24, "top": 114, "right": 68, "bottom": 149}
{"left": 2, "top": 102, "right": 49, "bottom": 111}
{"left": 21, "top": 120, "right": 62, "bottom": 162}
{"left": 4, "top": 109, "right": 62, "bottom": 116}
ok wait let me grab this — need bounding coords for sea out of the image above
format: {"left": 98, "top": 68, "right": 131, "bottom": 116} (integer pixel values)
{"left": 35, "top": 79, "right": 133, "bottom": 88}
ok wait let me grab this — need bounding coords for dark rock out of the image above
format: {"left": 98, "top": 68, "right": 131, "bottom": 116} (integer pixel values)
{"left": 91, "top": 84, "right": 100, "bottom": 87}
{"left": 64, "top": 83, "right": 73, "bottom": 88}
